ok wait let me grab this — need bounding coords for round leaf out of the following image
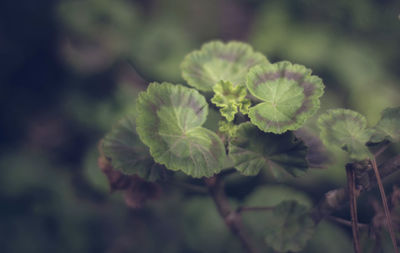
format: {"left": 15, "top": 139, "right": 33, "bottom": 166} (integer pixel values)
{"left": 264, "top": 201, "right": 316, "bottom": 252}
{"left": 136, "top": 82, "right": 226, "bottom": 178}
{"left": 242, "top": 186, "right": 313, "bottom": 252}
{"left": 247, "top": 61, "right": 324, "bottom": 133}
{"left": 229, "top": 123, "right": 309, "bottom": 178}
{"left": 318, "top": 109, "right": 373, "bottom": 160}
{"left": 370, "top": 107, "right": 400, "bottom": 143}
{"left": 181, "top": 41, "right": 269, "bottom": 91}
{"left": 102, "top": 116, "right": 167, "bottom": 181}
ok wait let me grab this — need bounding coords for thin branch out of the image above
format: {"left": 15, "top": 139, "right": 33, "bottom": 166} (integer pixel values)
{"left": 373, "top": 141, "right": 390, "bottom": 158}
{"left": 237, "top": 206, "right": 275, "bottom": 213}
{"left": 369, "top": 153, "right": 400, "bottom": 182}
{"left": 205, "top": 177, "right": 260, "bottom": 253}
{"left": 346, "top": 165, "right": 362, "bottom": 253}
{"left": 371, "top": 158, "right": 399, "bottom": 253}
{"left": 327, "top": 216, "right": 368, "bottom": 229}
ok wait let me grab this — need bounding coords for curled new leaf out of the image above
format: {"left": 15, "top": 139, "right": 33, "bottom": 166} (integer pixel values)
{"left": 318, "top": 109, "right": 373, "bottom": 160}
{"left": 181, "top": 41, "right": 269, "bottom": 91}
{"left": 229, "top": 123, "right": 309, "bottom": 178}
{"left": 218, "top": 120, "right": 239, "bottom": 137}
{"left": 247, "top": 61, "right": 324, "bottom": 134}
{"left": 211, "top": 80, "right": 249, "bottom": 121}
{"left": 136, "top": 82, "right": 226, "bottom": 178}
{"left": 264, "top": 201, "right": 316, "bottom": 252}
{"left": 370, "top": 107, "right": 400, "bottom": 143}
{"left": 102, "top": 116, "right": 167, "bottom": 181}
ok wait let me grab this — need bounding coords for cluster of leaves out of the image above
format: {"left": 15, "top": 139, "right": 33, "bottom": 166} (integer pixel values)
{"left": 103, "top": 41, "right": 326, "bottom": 180}
{"left": 101, "top": 41, "right": 328, "bottom": 251}
{"left": 101, "top": 40, "right": 400, "bottom": 252}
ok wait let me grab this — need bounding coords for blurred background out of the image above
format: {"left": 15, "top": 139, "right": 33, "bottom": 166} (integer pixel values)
{"left": 1, "top": 0, "right": 400, "bottom": 252}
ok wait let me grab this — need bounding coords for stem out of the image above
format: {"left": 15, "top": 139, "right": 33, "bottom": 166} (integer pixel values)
{"left": 327, "top": 216, "right": 368, "bottom": 229}
{"left": 373, "top": 141, "right": 390, "bottom": 158}
{"left": 369, "top": 153, "right": 400, "bottom": 182}
{"left": 371, "top": 158, "right": 399, "bottom": 253}
{"left": 346, "top": 165, "right": 362, "bottom": 253}
{"left": 205, "top": 177, "right": 260, "bottom": 253}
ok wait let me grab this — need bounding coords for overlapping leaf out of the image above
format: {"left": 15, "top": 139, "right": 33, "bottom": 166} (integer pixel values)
{"left": 102, "top": 116, "right": 167, "bottom": 181}
{"left": 229, "top": 123, "right": 309, "bottom": 178}
{"left": 136, "top": 82, "right": 226, "bottom": 178}
{"left": 181, "top": 41, "right": 269, "bottom": 91}
{"left": 242, "top": 186, "right": 314, "bottom": 252}
{"left": 247, "top": 61, "right": 324, "bottom": 134}
{"left": 295, "top": 129, "right": 331, "bottom": 168}
{"left": 264, "top": 201, "right": 316, "bottom": 252}
{"left": 211, "top": 80, "right": 250, "bottom": 121}
{"left": 370, "top": 107, "right": 400, "bottom": 143}
{"left": 318, "top": 109, "right": 373, "bottom": 160}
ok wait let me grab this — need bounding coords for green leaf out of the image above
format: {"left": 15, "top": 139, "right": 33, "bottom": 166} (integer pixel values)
{"left": 295, "top": 129, "right": 332, "bottom": 169}
{"left": 370, "top": 107, "right": 400, "bottom": 143}
{"left": 242, "top": 186, "right": 313, "bottom": 251}
{"left": 229, "top": 123, "right": 309, "bottom": 178}
{"left": 218, "top": 120, "right": 239, "bottom": 137}
{"left": 318, "top": 109, "right": 373, "bottom": 160}
{"left": 136, "top": 82, "right": 226, "bottom": 178}
{"left": 211, "top": 81, "right": 249, "bottom": 121}
{"left": 247, "top": 61, "right": 324, "bottom": 134}
{"left": 239, "top": 98, "right": 251, "bottom": 115}
{"left": 181, "top": 41, "right": 269, "bottom": 91}
{"left": 264, "top": 201, "right": 316, "bottom": 252}
{"left": 102, "top": 116, "right": 167, "bottom": 181}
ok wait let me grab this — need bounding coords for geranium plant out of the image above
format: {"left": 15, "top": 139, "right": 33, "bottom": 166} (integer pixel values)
{"left": 99, "top": 41, "right": 400, "bottom": 253}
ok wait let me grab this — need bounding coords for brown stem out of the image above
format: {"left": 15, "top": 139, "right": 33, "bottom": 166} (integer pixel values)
{"left": 369, "top": 153, "right": 400, "bottom": 183}
{"left": 346, "top": 165, "right": 362, "bottom": 253}
{"left": 327, "top": 216, "right": 368, "bottom": 229}
{"left": 371, "top": 158, "right": 399, "bottom": 253}
{"left": 205, "top": 177, "right": 260, "bottom": 253}
{"left": 373, "top": 141, "right": 390, "bottom": 158}
{"left": 313, "top": 153, "right": 400, "bottom": 223}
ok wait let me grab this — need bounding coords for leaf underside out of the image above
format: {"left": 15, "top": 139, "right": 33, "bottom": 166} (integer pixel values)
{"left": 370, "top": 106, "right": 400, "bottom": 143}
{"left": 102, "top": 116, "right": 167, "bottom": 181}
{"left": 318, "top": 109, "right": 373, "bottom": 161}
{"left": 181, "top": 40, "right": 269, "bottom": 91}
{"left": 247, "top": 61, "right": 324, "bottom": 134}
{"left": 229, "top": 122, "right": 309, "bottom": 178}
{"left": 136, "top": 82, "right": 226, "bottom": 178}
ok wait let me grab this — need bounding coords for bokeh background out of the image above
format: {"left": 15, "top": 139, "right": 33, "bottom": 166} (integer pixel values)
{"left": 1, "top": 0, "right": 400, "bottom": 252}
